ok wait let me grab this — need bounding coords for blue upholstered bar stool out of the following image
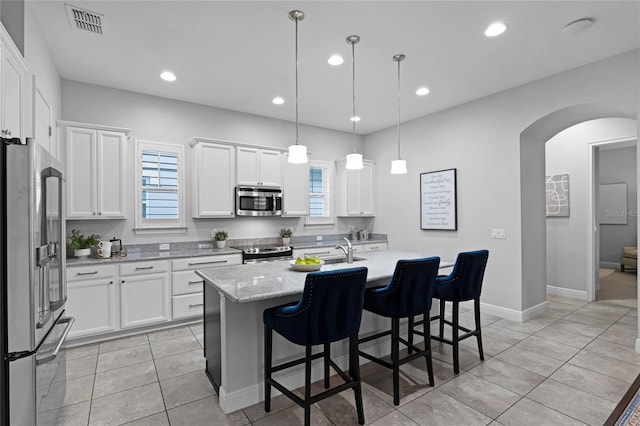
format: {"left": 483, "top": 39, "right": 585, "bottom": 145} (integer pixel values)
{"left": 263, "top": 267, "right": 368, "bottom": 426}
{"left": 412, "top": 250, "right": 489, "bottom": 374}
{"left": 358, "top": 257, "right": 440, "bottom": 406}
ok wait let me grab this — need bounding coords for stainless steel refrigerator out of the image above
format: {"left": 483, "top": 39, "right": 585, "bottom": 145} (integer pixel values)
{"left": 1, "top": 137, "right": 74, "bottom": 426}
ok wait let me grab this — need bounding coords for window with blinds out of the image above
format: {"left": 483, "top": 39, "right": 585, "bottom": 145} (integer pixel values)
{"left": 134, "top": 140, "right": 185, "bottom": 233}
{"left": 307, "top": 161, "right": 334, "bottom": 225}
{"left": 141, "top": 150, "right": 178, "bottom": 219}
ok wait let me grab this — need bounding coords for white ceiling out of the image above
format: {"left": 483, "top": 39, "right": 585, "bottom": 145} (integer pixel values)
{"left": 28, "top": 1, "right": 640, "bottom": 135}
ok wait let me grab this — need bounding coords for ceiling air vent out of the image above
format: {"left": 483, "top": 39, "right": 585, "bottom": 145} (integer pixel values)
{"left": 65, "top": 4, "right": 104, "bottom": 35}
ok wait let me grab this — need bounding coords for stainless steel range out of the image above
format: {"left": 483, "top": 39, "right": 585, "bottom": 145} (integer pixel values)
{"left": 235, "top": 244, "right": 293, "bottom": 264}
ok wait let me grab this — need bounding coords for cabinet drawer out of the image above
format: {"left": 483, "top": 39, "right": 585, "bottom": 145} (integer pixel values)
{"left": 171, "top": 254, "right": 241, "bottom": 271}
{"left": 67, "top": 264, "right": 116, "bottom": 282}
{"left": 119, "top": 260, "right": 169, "bottom": 276}
{"left": 172, "top": 270, "right": 204, "bottom": 295}
{"left": 363, "top": 242, "right": 387, "bottom": 252}
{"left": 172, "top": 293, "right": 204, "bottom": 320}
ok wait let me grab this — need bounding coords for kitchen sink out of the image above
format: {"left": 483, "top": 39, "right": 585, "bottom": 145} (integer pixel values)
{"left": 323, "top": 256, "right": 367, "bottom": 265}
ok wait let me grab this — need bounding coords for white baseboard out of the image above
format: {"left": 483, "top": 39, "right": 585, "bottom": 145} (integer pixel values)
{"left": 600, "top": 261, "right": 620, "bottom": 270}
{"left": 218, "top": 331, "right": 414, "bottom": 414}
{"left": 546, "top": 285, "right": 589, "bottom": 301}
{"left": 477, "top": 300, "right": 548, "bottom": 322}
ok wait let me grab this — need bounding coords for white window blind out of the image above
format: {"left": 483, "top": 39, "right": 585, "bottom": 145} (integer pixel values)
{"left": 134, "top": 140, "right": 186, "bottom": 233}
{"left": 306, "top": 161, "right": 334, "bottom": 225}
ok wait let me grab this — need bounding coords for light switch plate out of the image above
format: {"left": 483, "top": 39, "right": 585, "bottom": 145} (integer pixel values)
{"left": 159, "top": 243, "right": 170, "bottom": 250}
{"left": 491, "top": 228, "right": 506, "bottom": 239}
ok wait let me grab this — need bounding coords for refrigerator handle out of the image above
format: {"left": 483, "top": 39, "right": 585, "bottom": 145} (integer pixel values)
{"left": 48, "top": 167, "right": 67, "bottom": 312}
{"left": 35, "top": 317, "right": 74, "bottom": 366}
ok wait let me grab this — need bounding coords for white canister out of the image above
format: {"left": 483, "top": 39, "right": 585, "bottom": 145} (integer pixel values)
{"left": 97, "top": 248, "right": 111, "bottom": 258}
{"left": 99, "top": 240, "right": 112, "bottom": 251}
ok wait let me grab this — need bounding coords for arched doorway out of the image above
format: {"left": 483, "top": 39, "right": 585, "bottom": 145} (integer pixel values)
{"left": 519, "top": 103, "right": 638, "bottom": 349}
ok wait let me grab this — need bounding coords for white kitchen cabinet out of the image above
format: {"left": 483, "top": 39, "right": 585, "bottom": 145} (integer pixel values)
{"left": 119, "top": 260, "right": 171, "bottom": 329}
{"left": 171, "top": 254, "right": 241, "bottom": 320}
{"left": 0, "top": 24, "right": 29, "bottom": 141}
{"left": 237, "top": 147, "right": 282, "bottom": 187}
{"left": 335, "top": 159, "right": 375, "bottom": 217}
{"left": 363, "top": 242, "right": 387, "bottom": 252}
{"left": 65, "top": 265, "right": 118, "bottom": 339}
{"left": 62, "top": 122, "right": 129, "bottom": 219}
{"left": 191, "top": 140, "right": 236, "bottom": 218}
{"left": 282, "top": 155, "right": 309, "bottom": 217}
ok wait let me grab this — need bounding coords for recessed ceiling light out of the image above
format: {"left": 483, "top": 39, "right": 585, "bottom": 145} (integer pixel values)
{"left": 272, "top": 96, "right": 285, "bottom": 105}
{"left": 160, "top": 71, "right": 176, "bottom": 82}
{"left": 416, "top": 87, "right": 430, "bottom": 96}
{"left": 563, "top": 18, "right": 594, "bottom": 35}
{"left": 350, "top": 116, "right": 361, "bottom": 122}
{"left": 485, "top": 22, "right": 507, "bottom": 37}
{"left": 328, "top": 55, "right": 344, "bottom": 66}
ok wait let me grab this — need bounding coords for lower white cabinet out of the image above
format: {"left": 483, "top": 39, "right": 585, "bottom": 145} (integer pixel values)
{"left": 66, "top": 265, "right": 117, "bottom": 339}
{"left": 119, "top": 260, "right": 171, "bottom": 329}
{"left": 363, "top": 242, "right": 387, "bottom": 252}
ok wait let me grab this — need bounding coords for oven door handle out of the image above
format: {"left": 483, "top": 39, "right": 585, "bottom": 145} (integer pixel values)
{"left": 272, "top": 194, "right": 276, "bottom": 215}
{"left": 36, "top": 317, "right": 75, "bottom": 366}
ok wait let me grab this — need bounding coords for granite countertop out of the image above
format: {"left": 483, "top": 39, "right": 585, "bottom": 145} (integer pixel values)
{"left": 292, "top": 238, "right": 388, "bottom": 250}
{"left": 66, "top": 246, "right": 243, "bottom": 266}
{"left": 196, "top": 250, "right": 453, "bottom": 304}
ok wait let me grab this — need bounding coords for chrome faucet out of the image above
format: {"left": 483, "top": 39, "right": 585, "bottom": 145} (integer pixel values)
{"left": 335, "top": 237, "right": 354, "bottom": 264}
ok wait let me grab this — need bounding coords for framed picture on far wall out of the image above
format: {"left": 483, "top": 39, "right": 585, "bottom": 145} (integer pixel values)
{"left": 420, "top": 168, "right": 457, "bottom": 230}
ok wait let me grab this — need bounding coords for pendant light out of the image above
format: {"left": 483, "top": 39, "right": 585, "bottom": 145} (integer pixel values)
{"left": 287, "top": 10, "right": 308, "bottom": 164}
{"left": 390, "top": 54, "right": 407, "bottom": 174}
{"left": 345, "top": 35, "right": 363, "bottom": 170}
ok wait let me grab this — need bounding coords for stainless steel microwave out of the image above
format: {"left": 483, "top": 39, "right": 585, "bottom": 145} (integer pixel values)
{"left": 236, "top": 186, "right": 283, "bottom": 216}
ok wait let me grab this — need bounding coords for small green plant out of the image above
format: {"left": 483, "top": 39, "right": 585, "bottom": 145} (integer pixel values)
{"left": 279, "top": 228, "right": 292, "bottom": 238}
{"left": 67, "top": 229, "right": 100, "bottom": 250}
{"left": 214, "top": 230, "right": 228, "bottom": 241}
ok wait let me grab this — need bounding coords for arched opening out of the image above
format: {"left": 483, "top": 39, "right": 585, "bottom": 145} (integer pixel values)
{"left": 519, "top": 103, "right": 637, "bottom": 336}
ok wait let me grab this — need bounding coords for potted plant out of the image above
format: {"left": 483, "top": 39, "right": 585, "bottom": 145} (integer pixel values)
{"left": 214, "top": 230, "right": 228, "bottom": 249}
{"left": 280, "top": 228, "right": 292, "bottom": 246}
{"left": 67, "top": 229, "right": 100, "bottom": 258}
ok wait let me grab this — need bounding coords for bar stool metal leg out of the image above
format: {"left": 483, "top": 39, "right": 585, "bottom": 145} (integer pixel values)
{"left": 439, "top": 299, "right": 445, "bottom": 339}
{"left": 304, "top": 346, "right": 312, "bottom": 426}
{"left": 391, "top": 318, "right": 400, "bottom": 406}
{"left": 423, "top": 317, "right": 434, "bottom": 386}
{"left": 452, "top": 301, "right": 459, "bottom": 374}
{"left": 264, "top": 325, "right": 272, "bottom": 412}
{"left": 324, "top": 343, "right": 330, "bottom": 388}
{"left": 475, "top": 298, "right": 484, "bottom": 360}
{"left": 350, "top": 334, "right": 365, "bottom": 425}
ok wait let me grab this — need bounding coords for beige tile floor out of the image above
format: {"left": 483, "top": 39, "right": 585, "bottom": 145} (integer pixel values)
{"left": 49, "top": 295, "right": 639, "bottom": 425}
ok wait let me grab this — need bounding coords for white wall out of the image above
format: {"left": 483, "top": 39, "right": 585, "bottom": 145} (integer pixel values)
{"left": 545, "top": 118, "right": 637, "bottom": 292}
{"left": 599, "top": 145, "right": 638, "bottom": 263}
{"left": 364, "top": 50, "right": 639, "bottom": 313}
{"left": 60, "top": 80, "right": 368, "bottom": 245}
{"left": 24, "top": 7, "right": 62, "bottom": 142}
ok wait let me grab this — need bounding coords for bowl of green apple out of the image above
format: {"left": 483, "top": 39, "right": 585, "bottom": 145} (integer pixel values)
{"left": 289, "top": 256, "right": 324, "bottom": 272}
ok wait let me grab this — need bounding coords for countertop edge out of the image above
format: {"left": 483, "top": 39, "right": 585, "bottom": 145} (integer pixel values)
{"left": 66, "top": 247, "right": 243, "bottom": 266}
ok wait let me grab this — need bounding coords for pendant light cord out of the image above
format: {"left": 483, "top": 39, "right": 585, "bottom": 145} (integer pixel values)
{"left": 396, "top": 56, "right": 401, "bottom": 159}
{"left": 294, "top": 16, "right": 299, "bottom": 145}
{"left": 351, "top": 39, "right": 356, "bottom": 153}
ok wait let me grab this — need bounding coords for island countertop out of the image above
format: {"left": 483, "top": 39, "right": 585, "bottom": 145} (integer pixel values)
{"left": 196, "top": 250, "right": 453, "bottom": 304}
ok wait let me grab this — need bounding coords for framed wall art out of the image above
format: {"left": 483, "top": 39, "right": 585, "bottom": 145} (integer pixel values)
{"left": 420, "top": 168, "right": 457, "bottom": 230}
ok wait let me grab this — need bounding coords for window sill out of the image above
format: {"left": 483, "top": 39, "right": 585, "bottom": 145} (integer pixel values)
{"left": 133, "top": 226, "right": 188, "bottom": 235}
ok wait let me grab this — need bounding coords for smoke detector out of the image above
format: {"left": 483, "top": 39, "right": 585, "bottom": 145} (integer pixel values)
{"left": 65, "top": 4, "right": 104, "bottom": 35}
{"left": 563, "top": 18, "right": 595, "bottom": 35}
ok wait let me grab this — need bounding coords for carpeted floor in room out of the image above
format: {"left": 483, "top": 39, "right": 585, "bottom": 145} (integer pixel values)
{"left": 598, "top": 269, "right": 637, "bottom": 309}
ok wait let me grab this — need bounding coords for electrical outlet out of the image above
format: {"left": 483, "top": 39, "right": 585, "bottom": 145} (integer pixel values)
{"left": 210, "top": 229, "right": 216, "bottom": 238}
{"left": 199, "top": 243, "right": 213, "bottom": 249}
{"left": 316, "top": 236, "right": 323, "bottom": 241}
{"left": 491, "top": 228, "right": 506, "bottom": 239}
{"left": 159, "top": 243, "right": 170, "bottom": 251}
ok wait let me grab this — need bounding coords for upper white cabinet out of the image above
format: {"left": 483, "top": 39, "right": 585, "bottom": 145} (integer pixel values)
{"left": 282, "top": 154, "right": 309, "bottom": 217}
{"left": 335, "top": 159, "right": 375, "bottom": 217}
{"left": 190, "top": 139, "right": 236, "bottom": 218}
{"left": 0, "top": 24, "right": 29, "bottom": 141}
{"left": 237, "top": 147, "right": 282, "bottom": 187}
{"left": 62, "top": 122, "right": 129, "bottom": 219}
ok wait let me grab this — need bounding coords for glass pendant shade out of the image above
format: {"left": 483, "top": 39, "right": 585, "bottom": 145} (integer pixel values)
{"left": 345, "top": 153, "right": 363, "bottom": 170}
{"left": 287, "top": 10, "right": 308, "bottom": 164}
{"left": 390, "top": 159, "right": 407, "bottom": 174}
{"left": 288, "top": 144, "right": 308, "bottom": 164}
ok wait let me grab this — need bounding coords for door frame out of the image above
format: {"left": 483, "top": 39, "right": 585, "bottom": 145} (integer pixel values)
{"left": 586, "top": 136, "right": 638, "bottom": 302}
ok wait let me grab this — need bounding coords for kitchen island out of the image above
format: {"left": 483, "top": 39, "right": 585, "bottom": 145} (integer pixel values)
{"left": 197, "top": 250, "right": 453, "bottom": 413}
